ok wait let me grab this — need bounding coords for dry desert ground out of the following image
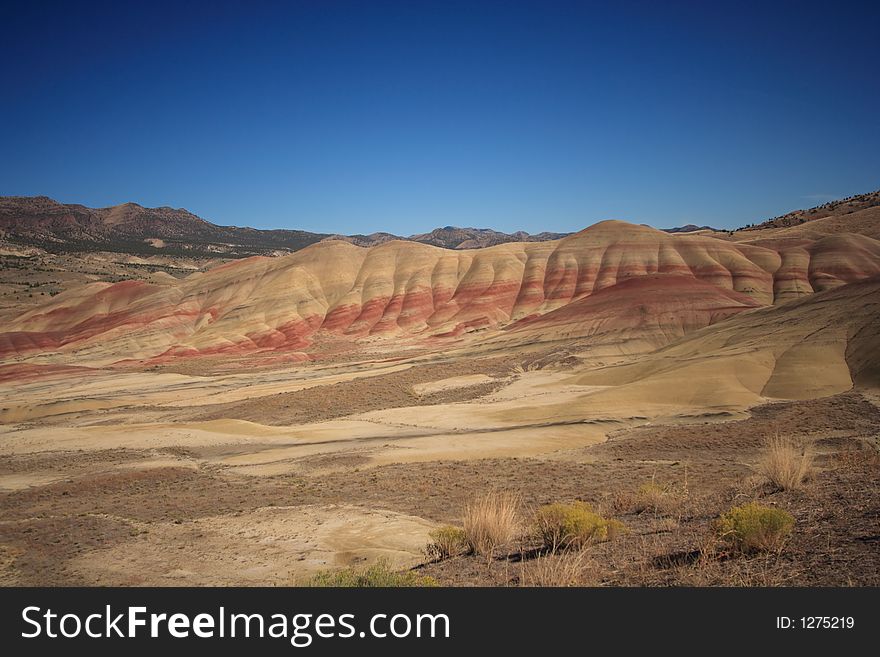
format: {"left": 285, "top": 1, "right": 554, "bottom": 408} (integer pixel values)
{"left": 1, "top": 202, "right": 879, "bottom": 586}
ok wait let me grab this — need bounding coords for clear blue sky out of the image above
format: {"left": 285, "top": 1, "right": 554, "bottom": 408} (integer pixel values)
{"left": 1, "top": 0, "right": 878, "bottom": 233}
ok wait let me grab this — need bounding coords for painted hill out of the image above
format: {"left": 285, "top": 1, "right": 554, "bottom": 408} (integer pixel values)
{"left": 504, "top": 273, "right": 763, "bottom": 352}
{"left": 3, "top": 219, "right": 879, "bottom": 368}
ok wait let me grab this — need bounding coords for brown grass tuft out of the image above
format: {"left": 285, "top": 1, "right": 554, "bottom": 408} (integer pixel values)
{"left": 757, "top": 435, "right": 813, "bottom": 491}
{"left": 519, "top": 550, "right": 597, "bottom": 587}
{"left": 462, "top": 491, "right": 520, "bottom": 559}
{"left": 630, "top": 475, "right": 687, "bottom": 515}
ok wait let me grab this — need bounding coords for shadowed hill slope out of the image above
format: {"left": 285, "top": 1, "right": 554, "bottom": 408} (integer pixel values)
{"left": 568, "top": 276, "right": 880, "bottom": 415}
{"left": 503, "top": 273, "right": 762, "bottom": 351}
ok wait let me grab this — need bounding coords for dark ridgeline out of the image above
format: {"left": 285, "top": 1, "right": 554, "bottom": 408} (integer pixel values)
{"left": 0, "top": 196, "right": 568, "bottom": 258}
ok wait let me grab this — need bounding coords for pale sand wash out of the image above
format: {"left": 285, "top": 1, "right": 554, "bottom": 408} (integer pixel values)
{"left": 0, "top": 457, "right": 198, "bottom": 492}
{"left": 69, "top": 505, "right": 435, "bottom": 586}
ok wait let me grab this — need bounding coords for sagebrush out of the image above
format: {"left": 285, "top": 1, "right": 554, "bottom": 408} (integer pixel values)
{"left": 308, "top": 560, "right": 438, "bottom": 587}
{"left": 426, "top": 525, "right": 469, "bottom": 560}
{"left": 714, "top": 502, "right": 795, "bottom": 553}
{"left": 534, "top": 501, "right": 623, "bottom": 551}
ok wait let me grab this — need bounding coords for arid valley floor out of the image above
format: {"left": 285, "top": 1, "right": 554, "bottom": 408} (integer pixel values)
{"left": 1, "top": 193, "right": 879, "bottom": 586}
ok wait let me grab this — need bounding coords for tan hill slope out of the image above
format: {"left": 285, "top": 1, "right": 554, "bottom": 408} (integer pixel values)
{"left": 735, "top": 190, "right": 880, "bottom": 241}
{"left": 563, "top": 275, "right": 880, "bottom": 420}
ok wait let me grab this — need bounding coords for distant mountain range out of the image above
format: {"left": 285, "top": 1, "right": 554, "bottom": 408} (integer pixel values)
{"left": 2, "top": 191, "right": 878, "bottom": 259}
{"left": 660, "top": 224, "right": 722, "bottom": 233}
{"left": 0, "top": 196, "right": 567, "bottom": 257}
{"left": 327, "top": 226, "right": 569, "bottom": 250}
{"left": 0, "top": 196, "right": 324, "bottom": 258}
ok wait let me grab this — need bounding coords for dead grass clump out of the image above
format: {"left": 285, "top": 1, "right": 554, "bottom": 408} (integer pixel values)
{"left": 425, "top": 525, "right": 468, "bottom": 560}
{"left": 520, "top": 550, "right": 597, "bottom": 587}
{"left": 462, "top": 491, "right": 520, "bottom": 558}
{"left": 757, "top": 435, "right": 813, "bottom": 491}
{"left": 835, "top": 444, "right": 880, "bottom": 469}
{"left": 534, "top": 501, "right": 624, "bottom": 552}
{"left": 714, "top": 502, "right": 795, "bottom": 554}
{"left": 630, "top": 476, "right": 687, "bottom": 515}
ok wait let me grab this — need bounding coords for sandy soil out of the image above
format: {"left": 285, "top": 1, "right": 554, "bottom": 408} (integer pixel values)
{"left": 1, "top": 384, "right": 877, "bottom": 586}
{"left": 70, "top": 505, "right": 434, "bottom": 586}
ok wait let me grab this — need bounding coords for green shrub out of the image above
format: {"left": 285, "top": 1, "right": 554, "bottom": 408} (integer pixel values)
{"left": 307, "top": 560, "right": 438, "bottom": 587}
{"left": 714, "top": 503, "right": 795, "bottom": 553}
{"left": 426, "top": 525, "right": 469, "bottom": 560}
{"left": 534, "top": 501, "right": 624, "bottom": 551}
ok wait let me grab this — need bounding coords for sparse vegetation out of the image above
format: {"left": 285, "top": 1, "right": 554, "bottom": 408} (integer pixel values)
{"left": 426, "top": 525, "right": 469, "bottom": 560}
{"left": 520, "top": 550, "right": 597, "bottom": 587}
{"left": 758, "top": 435, "right": 813, "bottom": 491}
{"left": 714, "top": 502, "right": 795, "bottom": 554}
{"left": 835, "top": 444, "right": 880, "bottom": 469}
{"left": 1, "top": 391, "right": 878, "bottom": 586}
{"left": 462, "top": 491, "right": 520, "bottom": 558}
{"left": 627, "top": 475, "right": 687, "bottom": 515}
{"left": 307, "top": 560, "right": 438, "bottom": 587}
{"left": 741, "top": 189, "right": 880, "bottom": 231}
{"left": 533, "top": 501, "right": 623, "bottom": 552}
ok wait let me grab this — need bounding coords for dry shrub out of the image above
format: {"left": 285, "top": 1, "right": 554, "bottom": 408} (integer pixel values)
{"left": 425, "top": 525, "right": 468, "bottom": 560}
{"left": 462, "top": 491, "right": 520, "bottom": 558}
{"left": 520, "top": 550, "right": 597, "bottom": 587}
{"left": 835, "top": 444, "right": 880, "bottom": 469}
{"left": 653, "top": 516, "right": 680, "bottom": 533}
{"left": 608, "top": 489, "right": 636, "bottom": 515}
{"left": 631, "top": 477, "right": 686, "bottom": 515}
{"left": 758, "top": 435, "right": 813, "bottom": 491}
{"left": 714, "top": 502, "right": 795, "bottom": 554}
{"left": 534, "top": 501, "right": 624, "bottom": 552}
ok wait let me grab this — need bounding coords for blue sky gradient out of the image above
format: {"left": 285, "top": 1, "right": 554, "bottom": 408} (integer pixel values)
{"left": 1, "top": 0, "right": 878, "bottom": 233}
